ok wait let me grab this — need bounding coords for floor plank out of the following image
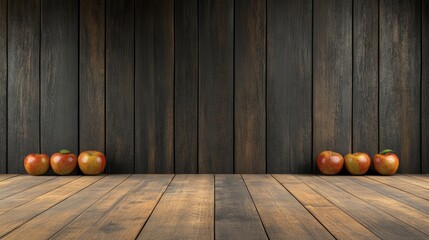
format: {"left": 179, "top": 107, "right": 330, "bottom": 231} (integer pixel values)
{"left": 407, "top": 174, "right": 429, "bottom": 182}
{"left": 297, "top": 175, "right": 428, "bottom": 239}
{"left": 137, "top": 175, "right": 214, "bottom": 240}
{"left": 273, "top": 175, "right": 379, "bottom": 240}
{"left": 75, "top": 174, "right": 174, "bottom": 239}
{"left": 215, "top": 175, "right": 267, "bottom": 240}
{"left": 0, "top": 175, "right": 55, "bottom": 200}
{"left": 392, "top": 175, "right": 429, "bottom": 189}
{"left": 0, "top": 174, "right": 18, "bottom": 182}
{"left": 0, "top": 176, "right": 77, "bottom": 215}
{"left": 0, "top": 176, "right": 102, "bottom": 237}
{"left": 321, "top": 176, "right": 429, "bottom": 236}
{"left": 51, "top": 175, "right": 149, "bottom": 239}
{"left": 3, "top": 175, "right": 129, "bottom": 239}
{"left": 242, "top": 175, "right": 334, "bottom": 240}
{"left": 367, "top": 175, "right": 429, "bottom": 200}
{"left": 351, "top": 176, "right": 429, "bottom": 214}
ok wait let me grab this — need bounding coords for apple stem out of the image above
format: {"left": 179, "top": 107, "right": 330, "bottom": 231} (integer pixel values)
{"left": 59, "top": 149, "right": 71, "bottom": 154}
{"left": 380, "top": 149, "right": 394, "bottom": 155}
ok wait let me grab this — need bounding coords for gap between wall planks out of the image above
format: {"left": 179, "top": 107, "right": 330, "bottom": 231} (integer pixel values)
{"left": 0, "top": 0, "right": 427, "bottom": 174}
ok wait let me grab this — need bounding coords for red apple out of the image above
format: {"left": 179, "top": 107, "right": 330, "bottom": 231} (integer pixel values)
{"left": 344, "top": 152, "right": 371, "bottom": 175}
{"left": 50, "top": 149, "right": 77, "bottom": 175}
{"left": 373, "top": 149, "right": 399, "bottom": 175}
{"left": 78, "top": 151, "right": 106, "bottom": 175}
{"left": 24, "top": 154, "right": 50, "bottom": 176}
{"left": 317, "top": 151, "right": 344, "bottom": 175}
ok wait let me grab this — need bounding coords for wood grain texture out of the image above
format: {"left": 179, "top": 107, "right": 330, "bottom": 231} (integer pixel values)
{"left": 105, "top": 0, "right": 134, "bottom": 173}
{"left": 7, "top": 0, "right": 40, "bottom": 173}
{"left": 393, "top": 175, "right": 429, "bottom": 189}
{"left": 235, "top": 0, "right": 266, "bottom": 174}
{"left": 267, "top": 0, "right": 312, "bottom": 173}
{"left": 135, "top": 0, "right": 174, "bottom": 173}
{"left": 41, "top": 0, "right": 79, "bottom": 156}
{"left": 79, "top": 175, "right": 172, "bottom": 239}
{"left": 0, "top": 174, "right": 17, "bottom": 182}
{"left": 199, "top": 0, "right": 234, "bottom": 173}
{"left": 175, "top": 0, "right": 198, "bottom": 174}
{"left": 79, "top": 0, "right": 105, "bottom": 153}
{"left": 423, "top": 0, "right": 429, "bottom": 173}
{"left": 353, "top": 0, "right": 378, "bottom": 154}
{"left": 367, "top": 175, "right": 429, "bottom": 201}
{"left": 215, "top": 175, "right": 267, "bottom": 240}
{"left": 0, "top": 175, "right": 53, "bottom": 200}
{"left": 0, "top": 176, "right": 76, "bottom": 215}
{"left": 273, "top": 175, "right": 379, "bottom": 240}
{"left": 379, "top": 0, "right": 421, "bottom": 173}
{"left": 138, "top": 175, "right": 214, "bottom": 240}
{"left": 3, "top": 175, "right": 128, "bottom": 240}
{"left": 0, "top": 176, "right": 101, "bottom": 238}
{"left": 0, "top": 0, "right": 6, "bottom": 173}
{"left": 242, "top": 175, "right": 334, "bottom": 239}
{"left": 51, "top": 175, "right": 152, "bottom": 239}
{"left": 351, "top": 176, "right": 429, "bottom": 214}
{"left": 321, "top": 176, "right": 429, "bottom": 236}
{"left": 298, "top": 175, "right": 428, "bottom": 239}
{"left": 313, "top": 0, "right": 352, "bottom": 171}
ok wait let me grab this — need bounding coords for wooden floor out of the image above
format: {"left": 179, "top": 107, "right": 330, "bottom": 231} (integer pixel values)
{"left": 0, "top": 174, "right": 428, "bottom": 239}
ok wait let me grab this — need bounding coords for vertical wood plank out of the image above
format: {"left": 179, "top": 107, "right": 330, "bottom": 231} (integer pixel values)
{"left": 135, "top": 0, "right": 174, "bottom": 173}
{"left": 0, "top": 0, "right": 6, "bottom": 173}
{"left": 106, "top": 0, "right": 134, "bottom": 173}
{"left": 7, "top": 0, "right": 40, "bottom": 174}
{"left": 379, "top": 0, "right": 421, "bottom": 173}
{"left": 174, "top": 0, "right": 198, "bottom": 174}
{"left": 41, "top": 0, "right": 78, "bottom": 156}
{"left": 267, "top": 0, "right": 312, "bottom": 173}
{"left": 235, "top": 0, "right": 266, "bottom": 174}
{"left": 353, "top": 0, "right": 378, "bottom": 154}
{"left": 199, "top": 0, "right": 234, "bottom": 173}
{"left": 423, "top": 0, "right": 429, "bottom": 173}
{"left": 313, "top": 0, "right": 352, "bottom": 172}
{"left": 79, "top": 0, "right": 105, "bottom": 153}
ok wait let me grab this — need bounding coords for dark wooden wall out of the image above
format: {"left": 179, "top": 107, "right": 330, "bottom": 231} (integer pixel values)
{"left": 0, "top": 0, "right": 427, "bottom": 174}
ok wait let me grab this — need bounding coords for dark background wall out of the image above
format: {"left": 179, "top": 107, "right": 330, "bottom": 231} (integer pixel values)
{"left": 0, "top": 0, "right": 427, "bottom": 174}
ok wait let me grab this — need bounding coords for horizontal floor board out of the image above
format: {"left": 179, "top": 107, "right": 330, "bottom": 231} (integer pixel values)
{"left": 0, "top": 174, "right": 427, "bottom": 239}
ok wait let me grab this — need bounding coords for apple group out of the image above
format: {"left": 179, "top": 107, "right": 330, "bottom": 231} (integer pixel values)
{"left": 317, "top": 149, "right": 399, "bottom": 175}
{"left": 24, "top": 150, "right": 106, "bottom": 176}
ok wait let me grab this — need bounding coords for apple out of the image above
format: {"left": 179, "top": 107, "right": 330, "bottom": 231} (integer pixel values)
{"left": 317, "top": 151, "right": 344, "bottom": 175}
{"left": 50, "top": 149, "right": 77, "bottom": 175}
{"left": 78, "top": 151, "right": 106, "bottom": 175}
{"left": 24, "top": 154, "right": 50, "bottom": 176}
{"left": 344, "top": 152, "right": 371, "bottom": 175}
{"left": 373, "top": 149, "right": 399, "bottom": 175}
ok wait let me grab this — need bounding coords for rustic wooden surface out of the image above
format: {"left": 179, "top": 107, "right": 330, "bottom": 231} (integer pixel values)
{"left": 0, "top": 174, "right": 429, "bottom": 239}
{"left": 0, "top": 0, "right": 6, "bottom": 173}
{"left": 79, "top": 0, "right": 105, "bottom": 153}
{"left": 267, "top": 0, "right": 312, "bottom": 173}
{"left": 352, "top": 0, "right": 379, "bottom": 155}
{"left": 423, "top": 0, "right": 429, "bottom": 173}
{"left": 235, "top": 0, "right": 266, "bottom": 174}
{"left": 313, "top": 0, "right": 353, "bottom": 171}
{"left": 379, "top": 0, "right": 422, "bottom": 173}
{"left": 7, "top": 0, "right": 40, "bottom": 174}
{"left": 105, "top": 0, "right": 134, "bottom": 173}
{"left": 198, "top": 0, "right": 234, "bottom": 173}
{"left": 135, "top": 0, "right": 174, "bottom": 174}
{"left": 174, "top": 0, "right": 198, "bottom": 174}
{"left": 40, "top": 0, "right": 79, "bottom": 158}
{"left": 0, "top": 1, "right": 427, "bottom": 174}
